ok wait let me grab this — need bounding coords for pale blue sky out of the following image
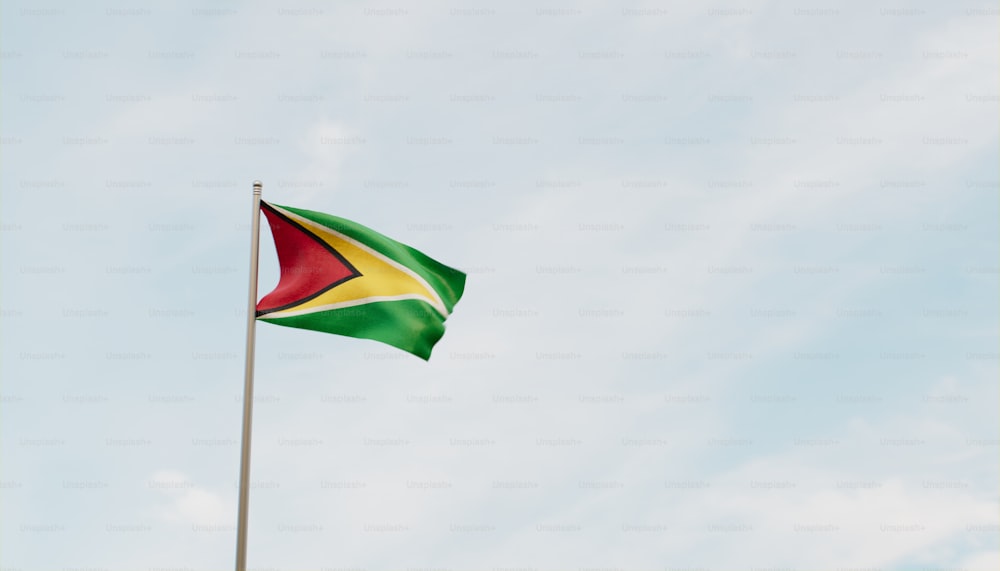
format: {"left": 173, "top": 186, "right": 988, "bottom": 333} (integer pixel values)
{"left": 1, "top": 1, "right": 998, "bottom": 569}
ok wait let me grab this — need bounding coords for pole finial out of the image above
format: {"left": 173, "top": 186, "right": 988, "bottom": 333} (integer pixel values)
{"left": 252, "top": 180, "right": 263, "bottom": 194}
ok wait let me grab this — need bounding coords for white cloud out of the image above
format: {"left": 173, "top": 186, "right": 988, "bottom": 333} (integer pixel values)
{"left": 152, "top": 470, "right": 232, "bottom": 526}
{"left": 962, "top": 550, "right": 1000, "bottom": 571}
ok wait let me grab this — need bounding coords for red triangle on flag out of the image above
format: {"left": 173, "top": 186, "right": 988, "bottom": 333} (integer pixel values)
{"left": 256, "top": 202, "right": 361, "bottom": 315}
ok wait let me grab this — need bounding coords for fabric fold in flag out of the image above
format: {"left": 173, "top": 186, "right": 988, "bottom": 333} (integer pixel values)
{"left": 256, "top": 201, "right": 466, "bottom": 360}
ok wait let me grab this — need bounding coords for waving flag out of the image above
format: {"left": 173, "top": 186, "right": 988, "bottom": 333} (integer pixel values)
{"left": 256, "top": 201, "right": 466, "bottom": 359}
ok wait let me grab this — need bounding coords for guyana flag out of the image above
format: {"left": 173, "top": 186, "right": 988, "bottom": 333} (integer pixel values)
{"left": 256, "top": 202, "right": 466, "bottom": 360}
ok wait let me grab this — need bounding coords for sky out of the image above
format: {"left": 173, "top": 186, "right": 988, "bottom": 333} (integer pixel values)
{"left": 1, "top": 1, "right": 998, "bottom": 570}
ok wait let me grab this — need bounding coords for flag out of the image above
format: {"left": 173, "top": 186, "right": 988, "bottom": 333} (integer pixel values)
{"left": 255, "top": 201, "right": 466, "bottom": 360}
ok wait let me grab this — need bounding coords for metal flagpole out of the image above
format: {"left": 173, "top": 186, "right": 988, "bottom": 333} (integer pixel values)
{"left": 235, "top": 180, "right": 263, "bottom": 571}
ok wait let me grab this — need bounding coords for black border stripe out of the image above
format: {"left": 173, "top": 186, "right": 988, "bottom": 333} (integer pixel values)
{"left": 256, "top": 201, "right": 362, "bottom": 316}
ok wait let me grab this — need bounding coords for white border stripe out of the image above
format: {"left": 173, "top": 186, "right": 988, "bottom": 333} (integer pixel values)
{"left": 268, "top": 203, "right": 451, "bottom": 318}
{"left": 262, "top": 294, "right": 437, "bottom": 319}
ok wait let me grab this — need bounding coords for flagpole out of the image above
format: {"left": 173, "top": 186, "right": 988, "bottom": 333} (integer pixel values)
{"left": 235, "top": 180, "right": 262, "bottom": 571}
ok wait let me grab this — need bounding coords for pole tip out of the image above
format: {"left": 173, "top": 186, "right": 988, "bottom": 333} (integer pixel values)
{"left": 252, "top": 180, "right": 262, "bottom": 194}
